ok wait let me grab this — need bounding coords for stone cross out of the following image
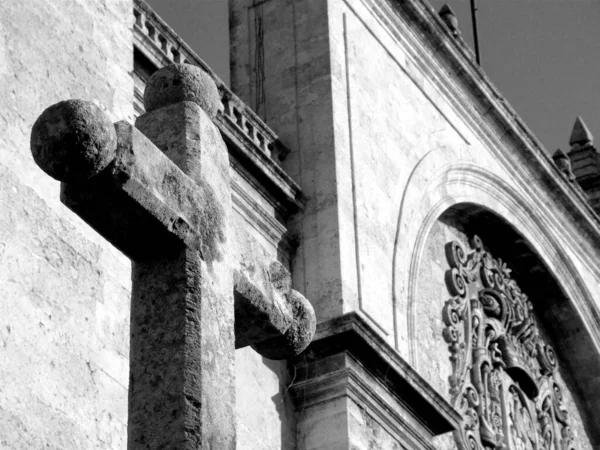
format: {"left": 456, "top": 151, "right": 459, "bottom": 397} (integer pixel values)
{"left": 30, "top": 64, "right": 315, "bottom": 449}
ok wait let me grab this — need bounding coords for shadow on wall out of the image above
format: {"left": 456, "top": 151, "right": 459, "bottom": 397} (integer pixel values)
{"left": 262, "top": 356, "right": 298, "bottom": 450}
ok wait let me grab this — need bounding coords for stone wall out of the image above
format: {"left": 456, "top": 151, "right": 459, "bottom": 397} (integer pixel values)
{"left": 3, "top": 0, "right": 600, "bottom": 447}
{"left": 0, "top": 0, "right": 133, "bottom": 447}
{"left": 231, "top": 0, "right": 600, "bottom": 446}
{"left": 1, "top": 1, "right": 300, "bottom": 447}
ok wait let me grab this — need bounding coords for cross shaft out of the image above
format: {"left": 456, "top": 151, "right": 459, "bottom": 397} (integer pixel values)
{"left": 30, "top": 64, "right": 315, "bottom": 449}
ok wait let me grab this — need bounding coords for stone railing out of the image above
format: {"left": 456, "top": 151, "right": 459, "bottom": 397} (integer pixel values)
{"left": 133, "top": 0, "right": 290, "bottom": 163}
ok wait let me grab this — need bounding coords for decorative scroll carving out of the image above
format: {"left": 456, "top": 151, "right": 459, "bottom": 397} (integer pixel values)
{"left": 442, "top": 236, "right": 575, "bottom": 450}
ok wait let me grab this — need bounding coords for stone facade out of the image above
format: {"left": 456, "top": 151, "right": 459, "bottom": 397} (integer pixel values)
{"left": 1, "top": 0, "right": 600, "bottom": 449}
{"left": 231, "top": 0, "right": 600, "bottom": 448}
{"left": 0, "top": 1, "right": 132, "bottom": 448}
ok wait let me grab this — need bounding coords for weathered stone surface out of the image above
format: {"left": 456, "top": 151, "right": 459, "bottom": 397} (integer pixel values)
{"left": 61, "top": 122, "right": 211, "bottom": 261}
{"left": 30, "top": 100, "right": 117, "bottom": 183}
{"left": 231, "top": 0, "right": 600, "bottom": 448}
{"left": 0, "top": 161, "right": 130, "bottom": 449}
{"left": 233, "top": 269, "right": 293, "bottom": 349}
{"left": 234, "top": 260, "right": 316, "bottom": 357}
{"left": 7, "top": 0, "right": 600, "bottom": 448}
{"left": 252, "top": 289, "right": 316, "bottom": 360}
{"left": 143, "top": 63, "right": 221, "bottom": 118}
{"left": 570, "top": 116, "right": 594, "bottom": 148}
{"left": 33, "top": 93, "right": 238, "bottom": 448}
{"left": 129, "top": 247, "right": 235, "bottom": 449}
{"left": 0, "top": 0, "right": 132, "bottom": 448}
{"left": 290, "top": 313, "right": 460, "bottom": 450}
{"left": 439, "top": 4, "right": 460, "bottom": 37}
{"left": 126, "top": 102, "right": 235, "bottom": 448}
{"left": 230, "top": 219, "right": 300, "bottom": 450}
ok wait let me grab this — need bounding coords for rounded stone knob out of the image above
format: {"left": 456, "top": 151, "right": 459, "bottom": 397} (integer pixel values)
{"left": 253, "top": 290, "right": 317, "bottom": 360}
{"left": 30, "top": 99, "right": 117, "bottom": 183}
{"left": 143, "top": 63, "right": 221, "bottom": 119}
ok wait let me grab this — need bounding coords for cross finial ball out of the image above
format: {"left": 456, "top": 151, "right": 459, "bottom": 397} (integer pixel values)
{"left": 143, "top": 63, "right": 221, "bottom": 119}
{"left": 30, "top": 99, "right": 117, "bottom": 183}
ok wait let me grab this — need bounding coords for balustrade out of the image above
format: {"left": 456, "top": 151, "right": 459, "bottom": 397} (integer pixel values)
{"left": 133, "top": 0, "right": 289, "bottom": 163}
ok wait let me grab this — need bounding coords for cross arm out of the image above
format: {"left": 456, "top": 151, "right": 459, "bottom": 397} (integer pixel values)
{"left": 62, "top": 120, "right": 221, "bottom": 262}
{"left": 234, "top": 261, "right": 316, "bottom": 359}
{"left": 30, "top": 97, "right": 315, "bottom": 360}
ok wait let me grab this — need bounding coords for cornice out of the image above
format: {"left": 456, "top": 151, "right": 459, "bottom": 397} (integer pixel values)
{"left": 292, "top": 368, "right": 439, "bottom": 450}
{"left": 352, "top": 0, "right": 600, "bottom": 266}
{"left": 291, "top": 313, "right": 461, "bottom": 443}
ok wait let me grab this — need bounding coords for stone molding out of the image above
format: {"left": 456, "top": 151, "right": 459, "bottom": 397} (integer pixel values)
{"left": 390, "top": 159, "right": 600, "bottom": 359}
{"left": 411, "top": 164, "right": 600, "bottom": 347}
{"left": 393, "top": 163, "right": 600, "bottom": 445}
{"left": 387, "top": 151, "right": 600, "bottom": 375}
{"left": 291, "top": 312, "right": 461, "bottom": 449}
{"left": 353, "top": 0, "right": 600, "bottom": 250}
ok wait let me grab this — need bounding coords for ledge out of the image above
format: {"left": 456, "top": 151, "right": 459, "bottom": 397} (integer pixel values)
{"left": 290, "top": 313, "right": 460, "bottom": 448}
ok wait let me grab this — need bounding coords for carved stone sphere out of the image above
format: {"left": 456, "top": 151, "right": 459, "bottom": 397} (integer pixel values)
{"left": 143, "top": 63, "right": 221, "bottom": 119}
{"left": 253, "top": 290, "right": 317, "bottom": 360}
{"left": 30, "top": 100, "right": 117, "bottom": 183}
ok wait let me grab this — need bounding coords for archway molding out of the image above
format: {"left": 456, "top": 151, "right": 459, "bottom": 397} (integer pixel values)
{"left": 392, "top": 160, "right": 600, "bottom": 444}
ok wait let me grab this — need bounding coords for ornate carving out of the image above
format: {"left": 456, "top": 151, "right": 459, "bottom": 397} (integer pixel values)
{"left": 442, "top": 236, "right": 575, "bottom": 450}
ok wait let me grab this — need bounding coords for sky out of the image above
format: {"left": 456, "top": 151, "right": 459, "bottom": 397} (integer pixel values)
{"left": 146, "top": 0, "right": 600, "bottom": 154}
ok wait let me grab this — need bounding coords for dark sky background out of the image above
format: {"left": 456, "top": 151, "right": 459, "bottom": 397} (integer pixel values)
{"left": 146, "top": 0, "right": 600, "bottom": 154}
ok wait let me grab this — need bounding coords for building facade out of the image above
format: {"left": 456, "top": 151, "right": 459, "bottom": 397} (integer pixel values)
{"left": 1, "top": 0, "right": 599, "bottom": 449}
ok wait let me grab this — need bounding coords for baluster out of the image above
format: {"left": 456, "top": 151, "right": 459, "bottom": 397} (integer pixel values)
{"left": 246, "top": 120, "right": 255, "bottom": 142}
{"left": 233, "top": 108, "right": 244, "bottom": 129}
{"left": 222, "top": 95, "right": 231, "bottom": 117}
{"left": 256, "top": 132, "right": 265, "bottom": 152}
{"left": 134, "top": 9, "right": 142, "bottom": 28}
{"left": 158, "top": 35, "right": 169, "bottom": 55}
{"left": 146, "top": 23, "right": 155, "bottom": 40}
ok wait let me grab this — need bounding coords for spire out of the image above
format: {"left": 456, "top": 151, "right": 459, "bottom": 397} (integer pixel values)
{"left": 439, "top": 4, "right": 460, "bottom": 36}
{"left": 569, "top": 116, "right": 594, "bottom": 148}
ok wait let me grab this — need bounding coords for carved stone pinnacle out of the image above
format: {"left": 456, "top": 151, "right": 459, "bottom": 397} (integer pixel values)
{"left": 439, "top": 4, "right": 459, "bottom": 36}
{"left": 143, "top": 63, "right": 221, "bottom": 118}
{"left": 30, "top": 100, "right": 117, "bottom": 183}
{"left": 569, "top": 115, "right": 594, "bottom": 148}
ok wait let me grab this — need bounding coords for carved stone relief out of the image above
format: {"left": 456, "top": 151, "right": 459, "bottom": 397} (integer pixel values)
{"left": 442, "top": 236, "right": 575, "bottom": 450}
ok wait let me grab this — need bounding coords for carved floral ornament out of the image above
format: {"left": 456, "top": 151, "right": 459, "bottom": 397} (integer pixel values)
{"left": 442, "top": 236, "right": 575, "bottom": 450}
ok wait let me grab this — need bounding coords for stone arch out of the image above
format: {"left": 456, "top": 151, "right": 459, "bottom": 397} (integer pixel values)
{"left": 392, "top": 162, "right": 600, "bottom": 446}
